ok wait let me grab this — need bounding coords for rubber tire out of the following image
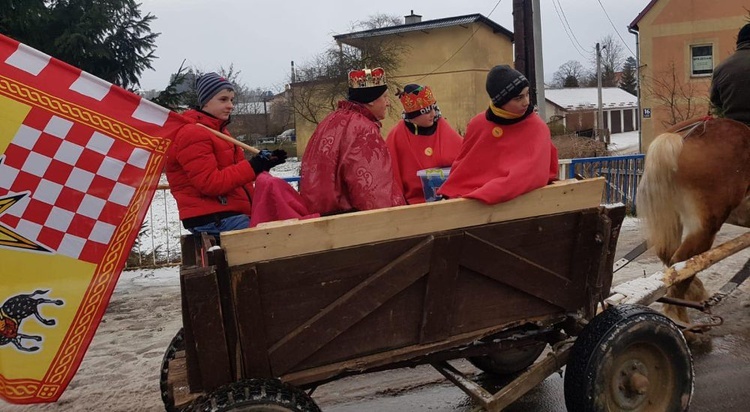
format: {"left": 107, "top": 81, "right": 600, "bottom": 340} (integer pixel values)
{"left": 160, "top": 328, "right": 185, "bottom": 412}
{"left": 564, "top": 304, "right": 693, "bottom": 412}
{"left": 468, "top": 341, "right": 546, "bottom": 375}
{"left": 189, "top": 378, "right": 321, "bottom": 412}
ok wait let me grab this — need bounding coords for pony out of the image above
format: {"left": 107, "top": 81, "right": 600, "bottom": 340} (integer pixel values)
{"left": 636, "top": 116, "right": 750, "bottom": 330}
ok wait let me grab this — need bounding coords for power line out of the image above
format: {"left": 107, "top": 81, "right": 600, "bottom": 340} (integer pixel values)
{"left": 596, "top": 0, "right": 636, "bottom": 57}
{"left": 415, "top": 0, "right": 504, "bottom": 82}
{"left": 555, "top": 0, "right": 593, "bottom": 56}
{"left": 552, "top": 0, "right": 591, "bottom": 59}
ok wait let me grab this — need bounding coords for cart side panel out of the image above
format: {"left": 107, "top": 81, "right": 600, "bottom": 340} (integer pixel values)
{"left": 231, "top": 265, "right": 273, "bottom": 379}
{"left": 598, "top": 206, "right": 627, "bottom": 306}
{"left": 250, "top": 237, "right": 427, "bottom": 344}
{"left": 263, "top": 236, "right": 435, "bottom": 376}
{"left": 230, "top": 237, "right": 435, "bottom": 378}
{"left": 224, "top": 207, "right": 618, "bottom": 382}
{"left": 180, "top": 265, "right": 233, "bottom": 391}
{"left": 419, "top": 233, "right": 463, "bottom": 343}
{"left": 449, "top": 210, "right": 601, "bottom": 333}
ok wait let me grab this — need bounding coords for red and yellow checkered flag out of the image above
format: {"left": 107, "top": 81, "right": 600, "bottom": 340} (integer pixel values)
{"left": 0, "top": 34, "right": 185, "bottom": 404}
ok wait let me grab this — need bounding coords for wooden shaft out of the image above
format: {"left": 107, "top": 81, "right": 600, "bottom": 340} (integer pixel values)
{"left": 197, "top": 123, "right": 260, "bottom": 154}
{"left": 661, "top": 231, "right": 750, "bottom": 288}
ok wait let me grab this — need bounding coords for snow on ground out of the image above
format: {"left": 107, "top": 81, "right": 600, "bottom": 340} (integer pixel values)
{"left": 608, "top": 130, "right": 641, "bottom": 155}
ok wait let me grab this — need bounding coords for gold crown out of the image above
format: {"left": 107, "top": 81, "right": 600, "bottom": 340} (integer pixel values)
{"left": 348, "top": 67, "right": 386, "bottom": 89}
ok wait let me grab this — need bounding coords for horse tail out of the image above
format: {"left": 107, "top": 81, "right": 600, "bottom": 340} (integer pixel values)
{"left": 636, "top": 132, "right": 684, "bottom": 265}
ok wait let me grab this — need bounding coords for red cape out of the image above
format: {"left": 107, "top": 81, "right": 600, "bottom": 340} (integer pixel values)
{"left": 385, "top": 117, "right": 463, "bottom": 204}
{"left": 437, "top": 112, "right": 558, "bottom": 204}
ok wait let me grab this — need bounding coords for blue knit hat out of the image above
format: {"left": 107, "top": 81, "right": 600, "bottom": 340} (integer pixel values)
{"left": 196, "top": 72, "right": 234, "bottom": 107}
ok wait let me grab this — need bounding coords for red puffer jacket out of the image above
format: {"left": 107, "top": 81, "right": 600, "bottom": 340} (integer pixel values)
{"left": 165, "top": 109, "right": 256, "bottom": 223}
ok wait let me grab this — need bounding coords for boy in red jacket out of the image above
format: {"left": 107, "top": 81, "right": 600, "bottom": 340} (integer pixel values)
{"left": 438, "top": 65, "right": 558, "bottom": 204}
{"left": 165, "top": 72, "right": 285, "bottom": 234}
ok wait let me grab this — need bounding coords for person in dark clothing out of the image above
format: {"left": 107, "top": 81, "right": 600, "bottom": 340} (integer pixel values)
{"left": 710, "top": 23, "right": 750, "bottom": 125}
{"left": 165, "top": 72, "right": 286, "bottom": 235}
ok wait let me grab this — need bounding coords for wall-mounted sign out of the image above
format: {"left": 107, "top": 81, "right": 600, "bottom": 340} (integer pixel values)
{"left": 643, "top": 108, "right": 652, "bottom": 119}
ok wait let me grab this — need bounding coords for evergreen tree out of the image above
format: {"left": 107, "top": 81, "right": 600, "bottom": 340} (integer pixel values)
{"left": 1, "top": 0, "right": 157, "bottom": 90}
{"left": 619, "top": 56, "right": 637, "bottom": 96}
{"left": 563, "top": 74, "right": 579, "bottom": 88}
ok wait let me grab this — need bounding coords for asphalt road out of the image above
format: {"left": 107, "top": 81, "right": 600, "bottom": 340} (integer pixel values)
{"left": 313, "top": 220, "right": 750, "bottom": 411}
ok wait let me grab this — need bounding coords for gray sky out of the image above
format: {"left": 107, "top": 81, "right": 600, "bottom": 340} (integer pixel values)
{"left": 138, "top": 0, "right": 651, "bottom": 91}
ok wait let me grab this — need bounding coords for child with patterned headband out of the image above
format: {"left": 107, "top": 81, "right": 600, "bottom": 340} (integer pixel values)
{"left": 385, "top": 84, "right": 463, "bottom": 204}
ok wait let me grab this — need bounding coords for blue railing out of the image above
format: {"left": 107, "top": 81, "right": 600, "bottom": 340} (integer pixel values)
{"left": 568, "top": 154, "right": 644, "bottom": 212}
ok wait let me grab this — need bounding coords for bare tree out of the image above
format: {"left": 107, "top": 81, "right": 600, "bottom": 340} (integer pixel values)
{"left": 599, "top": 34, "right": 625, "bottom": 87}
{"left": 352, "top": 13, "right": 402, "bottom": 30}
{"left": 290, "top": 14, "right": 409, "bottom": 125}
{"left": 646, "top": 61, "right": 707, "bottom": 127}
{"left": 551, "top": 60, "right": 588, "bottom": 88}
{"left": 582, "top": 35, "right": 626, "bottom": 87}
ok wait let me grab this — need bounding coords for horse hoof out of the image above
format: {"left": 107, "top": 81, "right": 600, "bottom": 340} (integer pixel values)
{"left": 683, "top": 330, "right": 712, "bottom": 351}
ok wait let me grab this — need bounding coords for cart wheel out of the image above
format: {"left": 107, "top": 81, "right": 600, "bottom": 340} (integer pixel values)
{"left": 564, "top": 304, "right": 693, "bottom": 412}
{"left": 160, "top": 327, "right": 185, "bottom": 412}
{"left": 468, "top": 341, "right": 546, "bottom": 375}
{"left": 189, "top": 378, "right": 321, "bottom": 412}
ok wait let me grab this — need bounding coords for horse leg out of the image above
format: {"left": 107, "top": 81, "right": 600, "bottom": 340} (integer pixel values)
{"left": 726, "top": 195, "right": 750, "bottom": 227}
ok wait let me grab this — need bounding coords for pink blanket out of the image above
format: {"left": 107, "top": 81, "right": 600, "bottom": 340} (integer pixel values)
{"left": 251, "top": 172, "right": 319, "bottom": 227}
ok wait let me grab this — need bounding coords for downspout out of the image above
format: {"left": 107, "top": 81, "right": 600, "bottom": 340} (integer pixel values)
{"left": 628, "top": 25, "right": 642, "bottom": 153}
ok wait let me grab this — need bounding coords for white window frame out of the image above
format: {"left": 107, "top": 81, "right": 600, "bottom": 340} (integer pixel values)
{"left": 690, "top": 44, "right": 713, "bottom": 77}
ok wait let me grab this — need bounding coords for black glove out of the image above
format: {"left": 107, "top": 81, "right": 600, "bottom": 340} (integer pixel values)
{"left": 249, "top": 149, "right": 287, "bottom": 174}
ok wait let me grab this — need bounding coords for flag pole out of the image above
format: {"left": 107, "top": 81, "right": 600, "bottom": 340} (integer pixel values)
{"left": 197, "top": 124, "right": 261, "bottom": 154}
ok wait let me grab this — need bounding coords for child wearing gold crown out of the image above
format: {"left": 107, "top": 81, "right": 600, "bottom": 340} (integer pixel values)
{"left": 300, "top": 67, "right": 406, "bottom": 215}
{"left": 438, "top": 65, "right": 558, "bottom": 204}
{"left": 385, "top": 84, "right": 463, "bottom": 204}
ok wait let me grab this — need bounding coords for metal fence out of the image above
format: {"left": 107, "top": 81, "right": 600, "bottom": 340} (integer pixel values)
{"left": 130, "top": 155, "right": 644, "bottom": 268}
{"left": 567, "top": 154, "right": 645, "bottom": 211}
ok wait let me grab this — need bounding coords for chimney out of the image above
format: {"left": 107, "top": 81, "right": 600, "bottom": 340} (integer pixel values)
{"left": 404, "top": 10, "right": 422, "bottom": 25}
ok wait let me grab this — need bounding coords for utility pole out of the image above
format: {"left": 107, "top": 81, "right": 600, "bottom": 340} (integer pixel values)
{"left": 596, "top": 42, "right": 605, "bottom": 144}
{"left": 532, "top": 0, "right": 545, "bottom": 121}
{"left": 513, "top": 0, "right": 545, "bottom": 119}
{"left": 263, "top": 94, "right": 269, "bottom": 138}
{"left": 291, "top": 60, "right": 296, "bottom": 134}
{"left": 512, "top": 0, "right": 528, "bottom": 76}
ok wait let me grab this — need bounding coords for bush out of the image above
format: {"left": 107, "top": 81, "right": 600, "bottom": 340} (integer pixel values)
{"left": 552, "top": 134, "right": 610, "bottom": 159}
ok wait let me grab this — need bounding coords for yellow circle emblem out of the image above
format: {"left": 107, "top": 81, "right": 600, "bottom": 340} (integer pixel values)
{"left": 424, "top": 147, "right": 433, "bottom": 156}
{"left": 492, "top": 127, "right": 504, "bottom": 138}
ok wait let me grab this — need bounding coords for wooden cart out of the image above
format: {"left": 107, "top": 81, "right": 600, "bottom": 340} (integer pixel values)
{"left": 160, "top": 178, "right": 694, "bottom": 412}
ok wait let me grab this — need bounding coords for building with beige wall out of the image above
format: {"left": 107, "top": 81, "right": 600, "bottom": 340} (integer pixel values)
{"left": 292, "top": 12, "right": 514, "bottom": 155}
{"left": 629, "top": 0, "right": 747, "bottom": 150}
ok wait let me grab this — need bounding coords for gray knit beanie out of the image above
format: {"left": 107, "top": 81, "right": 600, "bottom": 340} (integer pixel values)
{"left": 196, "top": 72, "right": 234, "bottom": 108}
{"left": 486, "top": 65, "right": 529, "bottom": 108}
